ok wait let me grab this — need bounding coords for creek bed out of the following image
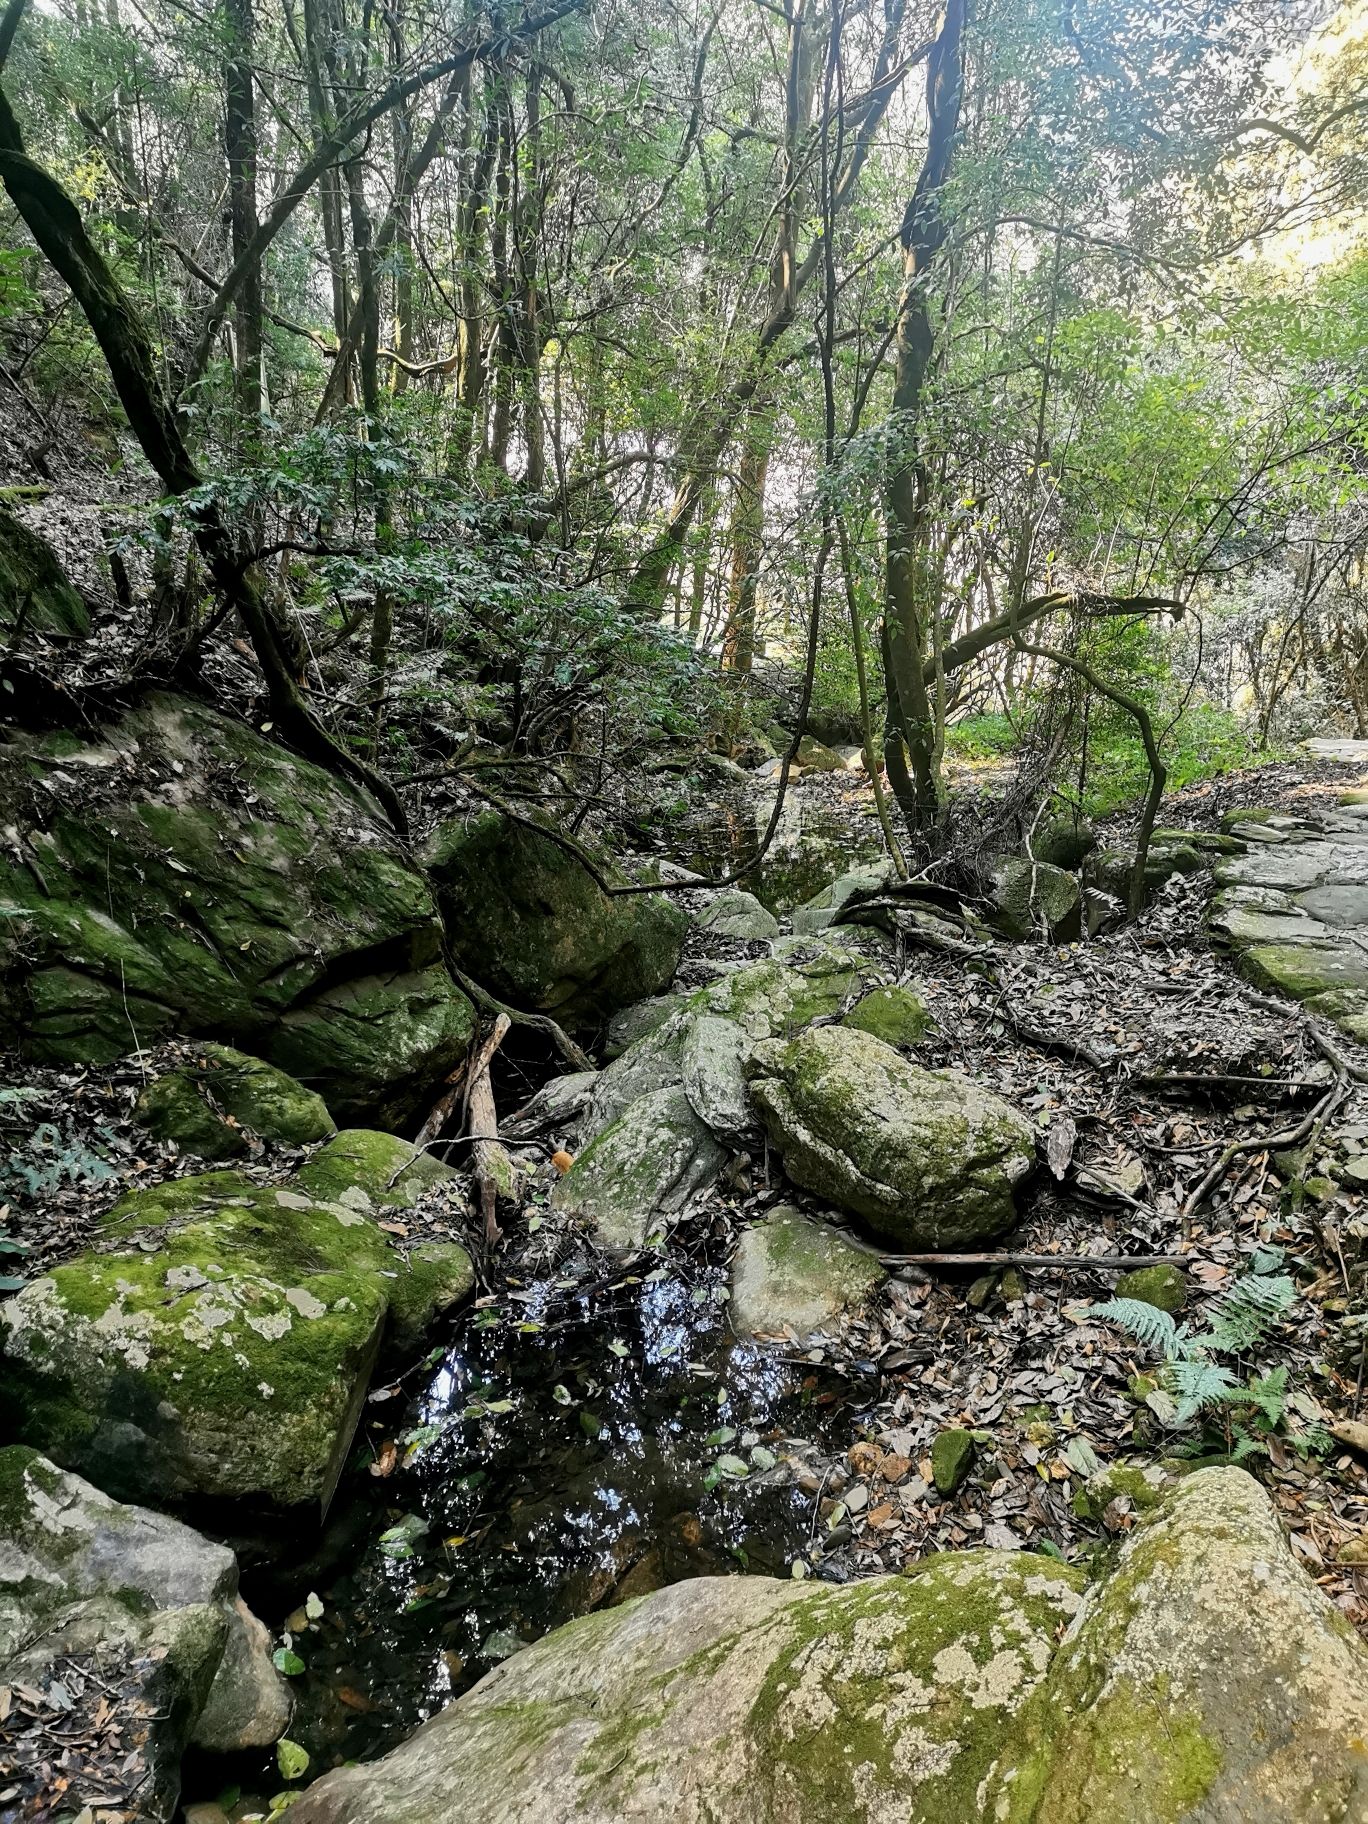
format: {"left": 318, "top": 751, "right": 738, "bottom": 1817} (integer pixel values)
{"left": 274, "top": 1248, "right": 876, "bottom": 1778}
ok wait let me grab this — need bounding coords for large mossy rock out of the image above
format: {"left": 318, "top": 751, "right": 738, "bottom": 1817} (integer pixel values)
{"left": 556, "top": 946, "right": 890, "bottom": 1249}
{"left": 979, "top": 1467, "right": 1368, "bottom": 1821}
{"left": 729, "top": 1205, "right": 885, "bottom": 1339}
{"left": 426, "top": 810, "right": 687, "bottom": 1029}
{"left": 288, "top": 1553, "right": 1088, "bottom": 1824}
{"left": 746, "top": 1024, "right": 1036, "bottom": 1248}
{"left": 0, "top": 506, "right": 89, "bottom": 643}
{"left": 551, "top": 1085, "right": 725, "bottom": 1251}
{"left": 134, "top": 1043, "right": 335, "bottom": 1160}
{"left": 0, "top": 1447, "right": 289, "bottom": 1817}
{"left": 0, "top": 692, "right": 473, "bottom": 1123}
{"left": 0, "top": 1133, "right": 471, "bottom": 1511}
{"left": 289, "top": 1468, "right": 1368, "bottom": 1824}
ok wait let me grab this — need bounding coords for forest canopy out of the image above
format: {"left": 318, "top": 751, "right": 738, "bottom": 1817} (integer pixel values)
{"left": 1, "top": 0, "right": 1367, "bottom": 875}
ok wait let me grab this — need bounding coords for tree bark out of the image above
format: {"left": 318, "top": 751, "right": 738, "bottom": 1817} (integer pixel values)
{"left": 882, "top": 0, "right": 966, "bottom": 837}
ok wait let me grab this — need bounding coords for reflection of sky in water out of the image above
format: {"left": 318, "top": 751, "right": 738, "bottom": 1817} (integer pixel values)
{"left": 289, "top": 1259, "right": 863, "bottom": 1773}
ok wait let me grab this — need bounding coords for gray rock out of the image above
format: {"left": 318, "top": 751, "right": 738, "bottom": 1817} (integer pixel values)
{"left": 746, "top": 1024, "right": 1036, "bottom": 1248}
{"left": 729, "top": 1206, "right": 884, "bottom": 1339}
{"left": 501, "top": 1070, "right": 599, "bottom": 1138}
{"left": 194, "top": 1596, "right": 294, "bottom": 1753}
{"left": 551, "top": 1086, "right": 726, "bottom": 1250}
{"left": 1209, "top": 812, "right": 1368, "bottom": 1043}
{"left": 0, "top": 1448, "right": 289, "bottom": 1776}
{"left": 287, "top": 1467, "right": 1368, "bottom": 1824}
{"left": 679, "top": 1014, "right": 753, "bottom": 1147}
{"left": 585, "top": 948, "right": 884, "bottom": 1135}
{"left": 791, "top": 864, "right": 892, "bottom": 935}
{"left": 286, "top": 1553, "right": 1087, "bottom": 1824}
{"left": 694, "top": 889, "right": 780, "bottom": 941}
{"left": 603, "top": 996, "right": 687, "bottom": 1058}
{"left": 989, "top": 858, "right": 1082, "bottom": 942}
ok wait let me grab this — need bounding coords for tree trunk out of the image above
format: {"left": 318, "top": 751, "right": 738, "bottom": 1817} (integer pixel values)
{"left": 882, "top": 0, "right": 966, "bottom": 837}
{"left": 223, "top": 0, "right": 263, "bottom": 430}
{"left": 721, "top": 403, "right": 771, "bottom": 673}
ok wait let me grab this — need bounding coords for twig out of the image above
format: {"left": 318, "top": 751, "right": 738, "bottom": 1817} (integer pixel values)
{"left": 451, "top": 966, "right": 594, "bottom": 1073}
{"left": 1182, "top": 1036, "right": 1351, "bottom": 1218}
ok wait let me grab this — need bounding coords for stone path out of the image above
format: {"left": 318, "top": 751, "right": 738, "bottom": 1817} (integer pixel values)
{"left": 1210, "top": 790, "right": 1368, "bottom": 1043}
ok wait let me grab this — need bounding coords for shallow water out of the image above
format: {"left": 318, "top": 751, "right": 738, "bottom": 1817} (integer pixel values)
{"left": 281, "top": 1254, "right": 874, "bottom": 1775}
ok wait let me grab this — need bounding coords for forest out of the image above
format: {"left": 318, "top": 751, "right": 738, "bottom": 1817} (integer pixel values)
{"left": 2, "top": 0, "right": 1368, "bottom": 1818}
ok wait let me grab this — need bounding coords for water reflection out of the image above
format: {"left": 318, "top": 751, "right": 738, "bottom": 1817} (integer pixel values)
{"left": 288, "top": 1260, "right": 863, "bottom": 1771}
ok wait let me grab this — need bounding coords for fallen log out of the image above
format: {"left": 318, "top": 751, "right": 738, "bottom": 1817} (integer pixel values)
{"left": 845, "top": 1241, "right": 1186, "bottom": 1271}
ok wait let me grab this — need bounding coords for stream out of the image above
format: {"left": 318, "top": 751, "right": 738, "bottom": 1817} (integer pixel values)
{"left": 267, "top": 1242, "right": 876, "bottom": 1779}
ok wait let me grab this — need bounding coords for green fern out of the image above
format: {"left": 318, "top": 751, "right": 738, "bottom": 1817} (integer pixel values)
{"left": 1170, "top": 1358, "right": 1238, "bottom": 1422}
{"left": 1197, "top": 1275, "right": 1295, "bottom": 1355}
{"left": 1084, "top": 1297, "right": 1180, "bottom": 1356}
{"left": 1089, "top": 1261, "right": 1300, "bottom": 1455}
{"left": 1242, "top": 1366, "right": 1289, "bottom": 1428}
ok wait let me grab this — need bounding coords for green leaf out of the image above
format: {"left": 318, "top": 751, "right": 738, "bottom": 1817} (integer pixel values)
{"left": 276, "top": 1738, "right": 310, "bottom": 1781}
{"left": 579, "top": 1410, "right": 602, "bottom": 1438}
{"left": 272, "top": 1648, "right": 306, "bottom": 1677}
{"left": 713, "top": 1453, "right": 749, "bottom": 1479}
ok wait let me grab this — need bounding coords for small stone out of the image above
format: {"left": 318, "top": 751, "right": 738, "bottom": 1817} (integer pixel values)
{"left": 695, "top": 889, "right": 780, "bottom": 941}
{"left": 1114, "top": 1264, "right": 1188, "bottom": 1313}
{"left": 931, "top": 1427, "right": 976, "bottom": 1494}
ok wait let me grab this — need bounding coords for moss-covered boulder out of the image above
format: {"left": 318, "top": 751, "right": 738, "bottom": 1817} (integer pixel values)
{"left": 425, "top": 810, "right": 687, "bottom": 1030}
{"left": 746, "top": 1025, "right": 1036, "bottom": 1248}
{"left": 0, "top": 506, "right": 89, "bottom": 643}
{"left": 841, "top": 983, "right": 931, "bottom": 1047}
{"left": 729, "top": 1205, "right": 885, "bottom": 1339}
{"left": 1114, "top": 1264, "right": 1188, "bottom": 1314}
{"left": 134, "top": 1044, "right": 335, "bottom": 1160}
{"left": 0, "top": 1446, "right": 290, "bottom": 1770}
{"left": 1030, "top": 810, "right": 1097, "bottom": 871}
{"left": 0, "top": 692, "right": 473, "bottom": 1122}
{"left": 0, "top": 1133, "right": 471, "bottom": 1511}
{"left": 931, "top": 1427, "right": 976, "bottom": 1494}
{"left": 990, "top": 859, "right": 1082, "bottom": 943}
{"left": 980, "top": 1467, "right": 1368, "bottom": 1821}
{"left": 551, "top": 1086, "right": 725, "bottom": 1250}
{"left": 584, "top": 945, "right": 886, "bottom": 1137}
{"left": 288, "top": 1467, "right": 1368, "bottom": 1824}
{"left": 288, "top": 1555, "right": 1088, "bottom": 1824}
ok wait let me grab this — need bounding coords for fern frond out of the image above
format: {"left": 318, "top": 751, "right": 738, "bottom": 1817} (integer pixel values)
{"left": 1242, "top": 1366, "right": 1289, "bottom": 1428}
{"left": 1199, "top": 1274, "right": 1295, "bottom": 1354}
{"left": 1086, "top": 1298, "right": 1180, "bottom": 1359}
{"left": 1230, "top": 1433, "right": 1270, "bottom": 1463}
{"left": 1171, "top": 1358, "right": 1238, "bottom": 1423}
